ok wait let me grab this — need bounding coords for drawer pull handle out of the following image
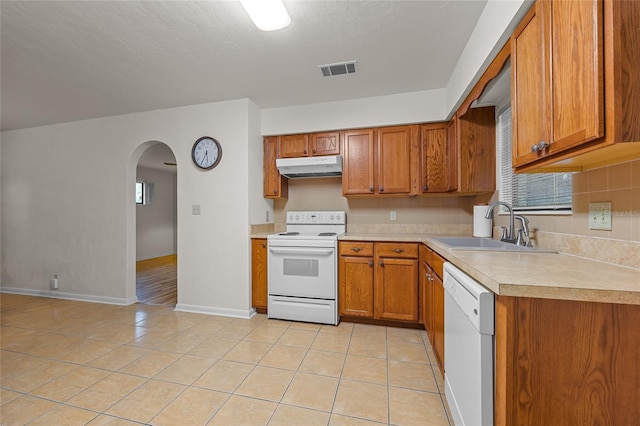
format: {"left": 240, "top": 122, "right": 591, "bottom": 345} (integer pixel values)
{"left": 350, "top": 247, "right": 362, "bottom": 252}
{"left": 392, "top": 248, "right": 405, "bottom": 254}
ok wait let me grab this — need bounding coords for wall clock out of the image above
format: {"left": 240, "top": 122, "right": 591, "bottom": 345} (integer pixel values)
{"left": 191, "top": 136, "right": 222, "bottom": 170}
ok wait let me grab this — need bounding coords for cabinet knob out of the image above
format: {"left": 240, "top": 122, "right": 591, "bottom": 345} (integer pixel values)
{"left": 312, "top": 149, "right": 317, "bottom": 154}
{"left": 304, "top": 150, "right": 308, "bottom": 155}
{"left": 261, "top": 242, "right": 266, "bottom": 248}
{"left": 392, "top": 248, "right": 404, "bottom": 254}
{"left": 379, "top": 186, "right": 384, "bottom": 192}
{"left": 423, "top": 185, "right": 428, "bottom": 191}
{"left": 368, "top": 260, "right": 373, "bottom": 267}
{"left": 273, "top": 189, "right": 277, "bottom": 194}
{"left": 351, "top": 247, "right": 362, "bottom": 252}
{"left": 538, "top": 141, "right": 550, "bottom": 151}
{"left": 369, "top": 186, "right": 374, "bottom": 192}
{"left": 531, "top": 144, "right": 539, "bottom": 153}
{"left": 379, "top": 260, "right": 384, "bottom": 267}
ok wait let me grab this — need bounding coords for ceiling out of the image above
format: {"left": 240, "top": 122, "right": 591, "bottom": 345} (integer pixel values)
{"left": 1, "top": 0, "right": 489, "bottom": 132}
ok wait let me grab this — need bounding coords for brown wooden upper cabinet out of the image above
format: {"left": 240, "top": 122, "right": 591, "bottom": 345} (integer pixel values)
{"left": 511, "top": 0, "right": 640, "bottom": 172}
{"left": 263, "top": 136, "right": 288, "bottom": 199}
{"left": 279, "top": 132, "right": 340, "bottom": 158}
{"left": 416, "top": 122, "right": 457, "bottom": 194}
{"left": 342, "top": 126, "right": 413, "bottom": 196}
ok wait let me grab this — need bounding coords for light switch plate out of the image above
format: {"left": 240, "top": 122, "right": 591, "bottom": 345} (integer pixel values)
{"left": 589, "top": 202, "right": 611, "bottom": 230}
{"left": 390, "top": 210, "right": 397, "bottom": 221}
{"left": 192, "top": 204, "right": 201, "bottom": 215}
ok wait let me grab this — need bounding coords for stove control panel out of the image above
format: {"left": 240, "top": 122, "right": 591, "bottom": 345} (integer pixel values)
{"left": 286, "top": 211, "right": 346, "bottom": 225}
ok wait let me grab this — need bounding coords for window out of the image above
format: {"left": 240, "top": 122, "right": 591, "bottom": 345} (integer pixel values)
{"left": 498, "top": 106, "right": 572, "bottom": 212}
{"left": 135, "top": 182, "right": 144, "bottom": 204}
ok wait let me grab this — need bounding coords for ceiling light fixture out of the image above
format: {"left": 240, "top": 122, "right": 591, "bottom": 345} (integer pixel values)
{"left": 239, "top": 0, "right": 291, "bottom": 31}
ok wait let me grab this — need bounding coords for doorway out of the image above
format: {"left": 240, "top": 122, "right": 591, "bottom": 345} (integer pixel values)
{"left": 135, "top": 143, "right": 177, "bottom": 306}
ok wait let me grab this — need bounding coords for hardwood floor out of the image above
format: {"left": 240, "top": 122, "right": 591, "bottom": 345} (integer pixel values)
{"left": 136, "top": 254, "right": 177, "bottom": 306}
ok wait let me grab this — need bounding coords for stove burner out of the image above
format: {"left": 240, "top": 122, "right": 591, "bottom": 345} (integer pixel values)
{"left": 279, "top": 232, "right": 300, "bottom": 236}
{"left": 318, "top": 232, "right": 337, "bottom": 236}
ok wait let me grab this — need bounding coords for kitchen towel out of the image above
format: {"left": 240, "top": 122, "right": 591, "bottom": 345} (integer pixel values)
{"left": 473, "top": 204, "right": 493, "bottom": 238}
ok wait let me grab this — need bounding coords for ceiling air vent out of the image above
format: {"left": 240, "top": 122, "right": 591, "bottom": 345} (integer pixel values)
{"left": 319, "top": 61, "right": 357, "bottom": 77}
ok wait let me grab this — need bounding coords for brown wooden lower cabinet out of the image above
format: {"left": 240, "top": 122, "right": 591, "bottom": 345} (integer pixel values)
{"left": 495, "top": 295, "right": 640, "bottom": 424}
{"left": 251, "top": 238, "right": 268, "bottom": 312}
{"left": 339, "top": 241, "right": 418, "bottom": 322}
{"left": 419, "top": 244, "right": 445, "bottom": 374}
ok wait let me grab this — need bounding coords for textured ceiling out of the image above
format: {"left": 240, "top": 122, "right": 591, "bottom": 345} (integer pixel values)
{"left": 1, "top": 0, "right": 488, "bottom": 131}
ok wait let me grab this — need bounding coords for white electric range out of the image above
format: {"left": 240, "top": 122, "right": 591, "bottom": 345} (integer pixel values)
{"left": 267, "top": 211, "right": 346, "bottom": 325}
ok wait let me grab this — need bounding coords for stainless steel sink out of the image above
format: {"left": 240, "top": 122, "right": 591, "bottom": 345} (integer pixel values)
{"left": 431, "top": 237, "right": 556, "bottom": 253}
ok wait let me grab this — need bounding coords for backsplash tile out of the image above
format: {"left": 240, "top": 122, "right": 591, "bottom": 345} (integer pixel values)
{"left": 270, "top": 159, "right": 639, "bottom": 268}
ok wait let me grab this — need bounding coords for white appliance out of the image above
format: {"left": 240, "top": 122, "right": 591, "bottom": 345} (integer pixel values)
{"left": 443, "top": 262, "right": 495, "bottom": 426}
{"left": 276, "top": 155, "right": 342, "bottom": 178}
{"left": 267, "top": 211, "right": 346, "bottom": 325}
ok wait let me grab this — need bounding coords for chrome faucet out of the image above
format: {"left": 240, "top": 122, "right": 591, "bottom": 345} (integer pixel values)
{"left": 514, "top": 214, "right": 532, "bottom": 247}
{"left": 485, "top": 201, "right": 516, "bottom": 243}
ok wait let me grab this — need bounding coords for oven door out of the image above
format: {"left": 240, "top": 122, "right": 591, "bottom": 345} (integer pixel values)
{"left": 268, "top": 242, "right": 336, "bottom": 299}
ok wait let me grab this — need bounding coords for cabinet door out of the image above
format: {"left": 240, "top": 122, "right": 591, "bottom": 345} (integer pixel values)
{"left": 251, "top": 239, "right": 268, "bottom": 310}
{"left": 432, "top": 272, "right": 445, "bottom": 375}
{"left": 339, "top": 256, "right": 374, "bottom": 318}
{"left": 311, "top": 132, "right": 340, "bottom": 156}
{"left": 374, "top": 257, "right": 418, "bottom": 321}
{"left": 342, "top": 129, "right": 375, "bottom": 195}
{"left": 419, "top": 123, "right": 457, "bottom": 193}
{"left": 279, "top": 134, "right": 310, "bottom": 158}
{"left": 376, "top": 126, "right": 412, "bottom": 194}
{"left": 512, "top": 2, "right": 549, "bottom": 167}
{"left": 549, "top": 0, "right": 604, "bottom": 151}
{"left": 263, "top": 137, "right": 288, "bottom": 199}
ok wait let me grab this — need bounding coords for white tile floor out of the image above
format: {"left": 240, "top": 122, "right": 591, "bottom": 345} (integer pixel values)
{"left": 0, "top": 294, "right": 451, "bottom": 425}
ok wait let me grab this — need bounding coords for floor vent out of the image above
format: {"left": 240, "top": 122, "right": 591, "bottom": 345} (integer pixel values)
{"left": 319, "top": 61, "right": 357, "bottom": 77}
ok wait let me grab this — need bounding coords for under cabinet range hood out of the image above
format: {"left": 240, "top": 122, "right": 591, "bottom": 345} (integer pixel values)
{"left": 276, "top": 155, "right": 343, "bottom": 178}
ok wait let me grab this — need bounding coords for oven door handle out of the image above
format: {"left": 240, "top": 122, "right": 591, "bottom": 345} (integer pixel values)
{"left": 269, "top": 247, "right": 334, "bottom": 256}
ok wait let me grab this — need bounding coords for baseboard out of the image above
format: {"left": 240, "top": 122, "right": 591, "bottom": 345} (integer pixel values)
{"left": 136, "top": 251, "right": 177, "bottom": 262}
{"left": 0, "top": 287, "right": 138, "bottom": 306}
{"left": 175, "top": 303, "right": 256, "bottom": 320}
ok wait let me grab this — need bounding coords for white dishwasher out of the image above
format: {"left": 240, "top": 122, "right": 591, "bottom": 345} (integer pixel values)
{"left": 443, "top": 262, "right": 494, "bottom": 426}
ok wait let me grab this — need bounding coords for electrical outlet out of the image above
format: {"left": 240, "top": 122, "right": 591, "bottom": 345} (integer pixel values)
{"left": 192, "top": 204, "right": 201, "bottom": 215}
{"left": 390, "top": 210, "right": 397, "bottom": 221}
{"left": 266, "top": 210, "right": 269, "bottom": 222}
{"left": 589, "top": 202, "right": 612, "bottom": 230}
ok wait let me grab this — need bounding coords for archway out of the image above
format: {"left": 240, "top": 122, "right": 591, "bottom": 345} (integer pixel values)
{"left": 126, "top": 141, "right": 178, "bottom": 306}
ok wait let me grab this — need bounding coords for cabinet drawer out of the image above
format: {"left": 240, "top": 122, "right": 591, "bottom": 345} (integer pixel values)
{"left": 339, "top": 242, "right": 374, "bottom": 257}
{"left": 431, "top": 251, "right": 446, "bottom": 279}
{"left": 376, "top": 243, "right": 418, "bottom": 259}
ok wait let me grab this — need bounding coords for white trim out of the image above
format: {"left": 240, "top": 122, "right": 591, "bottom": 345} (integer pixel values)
{"left": 136, "top": 251, "right": 177, "bottom": 262}
{"left": 175, "top": 303, "right": 256, "bottom": 320}
{"left": 0, "top": 287, "right": 138, "bottom": 306}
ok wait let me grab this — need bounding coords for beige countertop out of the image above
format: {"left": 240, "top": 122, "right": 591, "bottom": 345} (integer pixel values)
{"left": 340, "top": 232, "right": 640, "bottom": 305}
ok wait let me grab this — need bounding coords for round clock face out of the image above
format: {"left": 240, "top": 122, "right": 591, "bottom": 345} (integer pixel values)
{"left": 192, "top": 136, "right": 222, "bottom": 170}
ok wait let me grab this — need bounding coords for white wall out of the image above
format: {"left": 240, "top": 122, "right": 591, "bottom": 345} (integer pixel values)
{"left": 262, "top": 89, "right": 446, "bottom": 136}
{"left": 136, "top": 165, "right": 177, "bottom": 261}
{"left": 248, "top": 101, "right": 273, "bottom": 225}
{"left": 1, "top": 99, "right": 257, "bottom": 317}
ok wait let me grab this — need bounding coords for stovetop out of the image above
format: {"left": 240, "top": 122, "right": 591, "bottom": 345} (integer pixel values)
{"left": 268, "top": 211, "right": 346, "bottom": 241}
